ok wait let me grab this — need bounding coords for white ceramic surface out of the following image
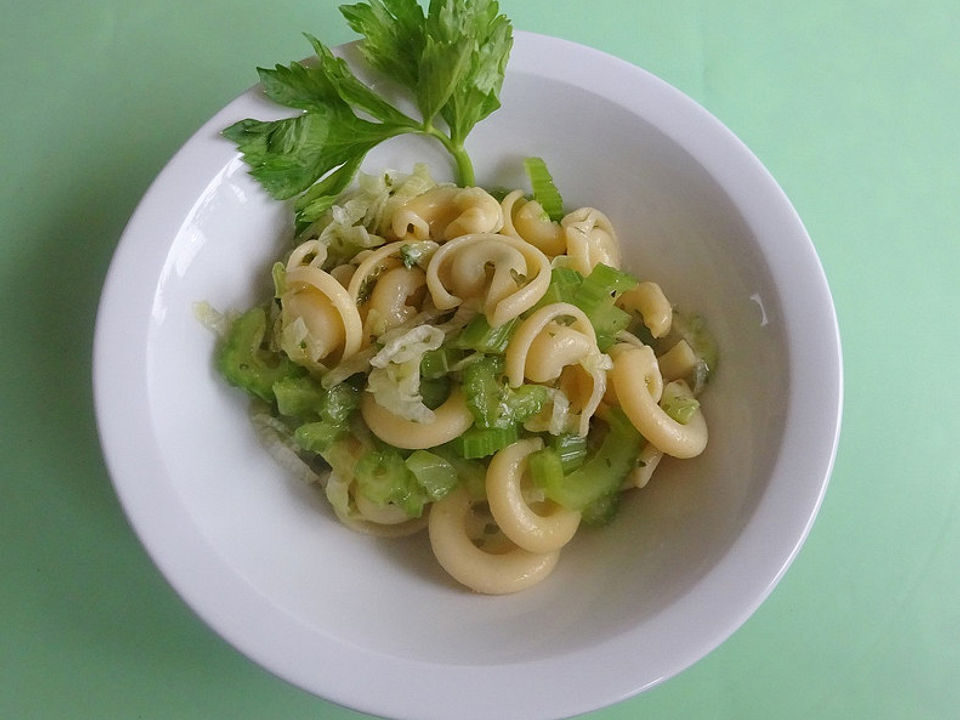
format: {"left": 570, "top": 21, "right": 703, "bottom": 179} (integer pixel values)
{"left": 94, "top": 32, "right": 842, "bottom": 720}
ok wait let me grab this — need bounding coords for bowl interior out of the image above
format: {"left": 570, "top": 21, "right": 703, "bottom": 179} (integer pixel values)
{"left": 143, "top": 70, "right": 786, "bottom": 666}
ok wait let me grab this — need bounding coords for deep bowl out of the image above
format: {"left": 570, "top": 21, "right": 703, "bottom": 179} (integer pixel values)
{"left": 94, "top": 31, "right": 842, "bottom": 720}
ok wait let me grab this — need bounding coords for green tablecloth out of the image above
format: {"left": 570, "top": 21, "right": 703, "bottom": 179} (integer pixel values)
{"left": 3, "top": 1, "right": 958, "bottom": 717}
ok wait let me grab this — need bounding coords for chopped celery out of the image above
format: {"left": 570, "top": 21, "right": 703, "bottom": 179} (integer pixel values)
{"left": 506, "top": 384, "right": 549, "bottom": 424}
{"left": 294, "top": 421, "right": 342, "bottom": 453}
{"left": 530, "top": 408, "right": 642, "bottom": 511}
{"left": 591, "top": 303, "right": 633, "bottom": 351}
{"left": 532, "top": 267, "right": 583, "bottom": 310}
{"left": 580, "top": 491, "right": 621, "bottom": 527}
{"left": 405, "top": 450, "right": 459, "bottom": 500}
{"left": 453, "top": 425, "right": 519, "bottom": 459}
{"left": 216, "top": 306, "right": 302, "bottom": 403}
{"left": 523, "top": 156, "right": 565, "bottom": 222}
{"left": 672, "top": 310, "right": 719, "bottom": 377}
{"left": 454, "top": 314, "right": 519, "bottom": 353}
{"left": 462, "top": 357, "right": 547, "bottom": 430}
{"left": 273, "top": 376, "right": 325, "bottom": 418}
{"left": 274, "top": 376, "right": 361, "bottom": 424}
{"left": 432, "top": 444, "right": 487, "bottom": 500}
{"left": 420, "top": 346, "right": 464, "bottom": 380}
{"left": 550, "top": 433, "right": 588, "bottom": 472}
{"left": 355, "top": 448, "right": 428, "bottom": 517}
{"left": 462, "top": 356, "right": 505, "bottom": 427}
{"left": 575, "top": 264, "right": 639, "bottom": 315}
{"left": 527, "top": 447, "right": 564, "bottom": 489}
{"left": 321, "top": 383, "right": 362, "bottom": 424}
{"left": 661, "top": 382, "right": 701, "bottom": 424}
{"left": 419, "top": 376, "right": 452, "bottom": 410}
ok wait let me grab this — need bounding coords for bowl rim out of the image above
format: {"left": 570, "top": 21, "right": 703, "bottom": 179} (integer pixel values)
{"left": 93, "top": 30, "right": 842, "bottom": 720}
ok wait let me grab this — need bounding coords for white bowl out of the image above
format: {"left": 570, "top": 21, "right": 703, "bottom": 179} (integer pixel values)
{"left": 94, "top": 31, "right": 842, "bottom": 720}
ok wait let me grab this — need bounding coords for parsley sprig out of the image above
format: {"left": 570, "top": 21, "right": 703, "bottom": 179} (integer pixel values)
{"left": 222, "top": 0, "right": 513, "bottom": 227}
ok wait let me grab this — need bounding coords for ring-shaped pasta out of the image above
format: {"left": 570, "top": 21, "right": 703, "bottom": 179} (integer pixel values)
{"left": 428, "top": 487, "right": 560, "bottom": 594}
{"left": 500, "top": 190, "right": 565, "bottom": 256}
{"left": 657, "top": 339, "right": 699, "bottom": 382}
{"left": 364, "top": 265, "right": 427, "bottom": 335}
{"left": 325, "top": 473, "right": 428, "bottom": 538}
{"left": 391, "top": 186, "right": 504, "bottom": 241}
{"left": 355, "top": 489, "right": 413, "bottom": 525}
{"left": 281, "top": 265, "right": 363, "bottom": 367}
{"left": 425, "top": 233, "right": 551, "bottom": 328}
{"left": 561, "top": 207, "right": 621, "bottom": 275}
{"left": 486, "top": 438, "right": 581, "bottom": 554}
{"left": 286, "top": 238, "right": 328, "bottom": 271}
{"left": 504, "top": 302, "right": 597, "bottom": 387}
{"left": 347, "top": 240, "right": 437, "bottom": 305}
{"left": 328, "top": 263, "right": 355, "bottom": 288}
{"left": 360, "top": 387, "right": 474, "bottom": 449}
{"left": 622, "top": 442, "right": 665, "bottom": 490}
{"left": 618, "top": 281, "right": 672, "bottom": 338}
{"left": 609, "top": 344, "right": 707, "bottom": 458}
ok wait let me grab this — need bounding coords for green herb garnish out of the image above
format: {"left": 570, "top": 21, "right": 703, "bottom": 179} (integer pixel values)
{"left": 223, "top": 0, "right": 513, "bottom": 226}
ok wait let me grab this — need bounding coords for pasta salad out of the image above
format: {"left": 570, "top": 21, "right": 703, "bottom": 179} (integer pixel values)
{"left": 212, "top": 161, "right": 716, "bottom": 593}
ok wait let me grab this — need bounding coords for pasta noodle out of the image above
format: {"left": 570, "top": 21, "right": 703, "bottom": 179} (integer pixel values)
{"left": 485, "top": 438, "right": 581, "bottom": 554}
{"left": 425, "top": 233, "right": 551, "bottom": 327}
{"left": 428, "top": 487, "right": 560, "bottom": 594}
{"left": 561, "top": 207, "right": 621, "bottom": 275}
{"left": 500, "top": 189, "right": 566, "bottom": 255}
{"left": 216, "top": 164, "right": 715, "bottom": 594}
{"left": 609, "top": 344, "right": 708, "bottom": 459}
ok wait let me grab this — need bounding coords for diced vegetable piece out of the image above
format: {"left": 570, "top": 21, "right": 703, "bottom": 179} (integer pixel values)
{"left": 533, "top": 267, "right": 583, "bottom": 310}
{"left": 530, "top": 408, "right": 642, "bottom": 511}
{"left": 574, "top": 263, "right": 639, "bottom": 315}
{"left": 455, "top": 314, "right": 519, "bottom": 353}
{"left": 217, "top": 307, "right": 302, "bottom": 403}
{"left": 405, "top": 450, "right": 459, "bottom": 500}
{"left": 580, "top": 491, "right": 621, "bottom": 527}
{"left": 550, "top": 433, "right": 588, "bottom": 472}
{"left": 453, "top": 425, "right": 519, "bottom": 459}
{"left": 523, "top": 156, "right": 565, "bottom": 222}
{"left": 294, "top": 421, "right": 343, "bottom": 453}
{"left": 355, "top": 448, "right": 428, "bottom": 517}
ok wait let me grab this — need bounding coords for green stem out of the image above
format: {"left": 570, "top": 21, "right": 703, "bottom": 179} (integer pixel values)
{"left": 423, "top": 128, "right": 475, "bottom": 186}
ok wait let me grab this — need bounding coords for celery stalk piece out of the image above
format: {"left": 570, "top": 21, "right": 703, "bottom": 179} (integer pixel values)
{"left": 216, "top": 307, "right": 303, "bottom": 403}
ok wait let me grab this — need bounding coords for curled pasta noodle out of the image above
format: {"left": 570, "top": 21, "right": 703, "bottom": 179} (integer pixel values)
{"left": 364, "top": 265, "right": 427, "bottom": 336}
{"left": 347, "top": 240, "right": 437, "bottom": 304}
{"left": 500, "top": 190, "right": 565, "bottom": 255}
{"left": 391, "top": 186, "right": 503, "bottom": 241}
{"left": 505, "top": 303, "right": 595, "bottom": 385}
{"left": 328, "top": 263, "right": 355, "bottom": 288}
{"left": 325, "top": 471, "right": 428, "bottom": 538}
{"left": 623, "top": 443, "right": 665, "bottom": 490}
{"left": 561, "top": 207, "right": 621, "bottom": 275}
{"left": 355, "top": 490, "right": 412, "bottom": 525}
{"left": 280, "top": 265, "right": 363, "bottom": 370}
{"left": 618, "top": 281, "right": 672, "bottom": 338}
{"left": 505, "top": 302, "right": 606, "bottom": 436}
{"left": 425, "top": 233, "right": 551, "bottom": 327}
{"left": 286, "top": 238, "right": 328, "bottom": 270}
{"left": 486, "top": 438, "right": 581, "bottom": 553}
{"left": 428, "top": 487, "right": 560, "bottom": 594}
{"left": 360, "top": 387, "right": 474, "bottom": 449}
{"left": 609, "top": 343, "right": 707, "bottom": 458}
{"left": 657, "top": 339, "right": 699, "bottom": 382}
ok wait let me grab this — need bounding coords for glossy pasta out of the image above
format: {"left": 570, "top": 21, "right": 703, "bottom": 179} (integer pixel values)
{"left": 216, "top": 165, "right": 716, "bottom": 595}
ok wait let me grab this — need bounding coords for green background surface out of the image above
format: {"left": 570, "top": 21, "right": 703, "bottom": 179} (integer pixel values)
{"left": 2, "top": 1, "right": 958, "bottom": 718}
